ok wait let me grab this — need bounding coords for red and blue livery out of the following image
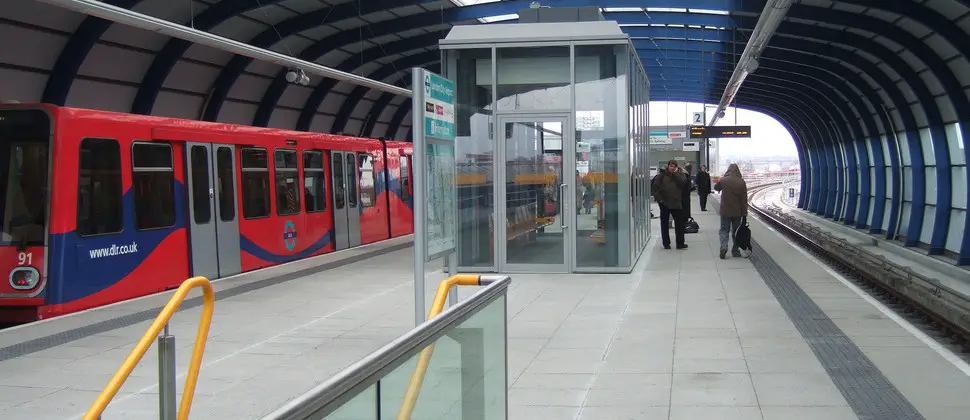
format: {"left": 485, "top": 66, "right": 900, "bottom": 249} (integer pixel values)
{"left": 0, "top": 104, "right": 413, "bottom": 322}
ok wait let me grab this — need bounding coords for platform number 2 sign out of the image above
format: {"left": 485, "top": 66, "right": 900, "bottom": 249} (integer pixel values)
{"left": 692, "top": 112, "right": 703, "bottom": 125}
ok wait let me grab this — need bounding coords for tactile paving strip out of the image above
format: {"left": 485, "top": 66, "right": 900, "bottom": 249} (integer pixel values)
{"left": 748, "top": 240, "right": 925, "bottom": 420}
{"left": 0, "top": 242, "right": 412, "bottom": 362}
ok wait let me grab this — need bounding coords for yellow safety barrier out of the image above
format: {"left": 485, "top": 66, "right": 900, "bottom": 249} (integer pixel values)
{"left": 83, "top": 276, "right": 216, "bottom": 420}
{"left": 396, "top": 274, "right": 482, "bottom": 420}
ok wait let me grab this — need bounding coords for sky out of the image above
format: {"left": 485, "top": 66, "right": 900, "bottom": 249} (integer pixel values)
{"left": 649, "top": 101, "right": 800, "bottom": 159}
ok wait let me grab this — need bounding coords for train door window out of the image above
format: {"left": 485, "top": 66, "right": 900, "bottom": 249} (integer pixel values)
{"left": 333, "top": 153, "right": 345, "bottom": 209}
{"left": 132, "top": 142, "right": 176, "bottom": 230}
{"left": 400, "top": 156, "right": 411, "bottom": 201}
{"left": 359, "top": 154, "right": 375, "bottom": 208}
{"left": 216, "top": 147, "right": 236, "bottom": 222}
{"left": 347, "top": 154, "right": 358, "bottom": 208}
{"left": 77, "top": 138, "right": 123, "bottom": 236}
{"left": 190, "top": 146, "right": 211, "bottom": 224}
{"left": 241, "top": 147, "right": 270, "bottom": 219}
{"left": 274, "top": 149, "right": 300, "bottom": 216}
{"left": 303, "top": 151, "right": 326, "bottom": 212}
{"left": 2, "top": 143, "right": 48, "bottom": 244}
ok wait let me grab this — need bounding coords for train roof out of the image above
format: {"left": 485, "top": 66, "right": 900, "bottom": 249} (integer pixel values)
{"left": 0, "top": 103, "right": 402, "bottom": 147}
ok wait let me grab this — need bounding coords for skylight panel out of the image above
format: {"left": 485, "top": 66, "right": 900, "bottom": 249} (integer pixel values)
{"left": 603, "top": 7, "right": 644, "bottom": 12}
{"left": 481, "top": 14, "right": 518, "bottom": 23}
{"left": 449, "top": 0, "right": 501, "bottom": 5}
{"left": 688, "top": 9, "right": 730, "bottom": 15}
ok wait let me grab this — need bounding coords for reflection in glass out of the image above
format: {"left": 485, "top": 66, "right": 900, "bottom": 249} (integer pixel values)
{"left": 574, "top": 44, "right": 630, "bottom": 268}
{"left": 447, "top": 48, "right": 495, "bottom": 268}
{"left": 504, "top": 119, "right": 565, "bottom": 266}
{"left": 496, "top": 47, "right": 571, "bottom": 112}
{"left": 324, "top": 384, "right": 377, "bottom": 419}
{"left": 378, "top": 295, "right": 507, "bottom": 419}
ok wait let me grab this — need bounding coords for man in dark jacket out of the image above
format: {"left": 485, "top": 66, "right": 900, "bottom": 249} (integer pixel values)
{"left": 713, "top": 163, "right": 748, "bottom": 259}
{"left": 652, "top": 160, "right": 689, "bottom": 250}
{"left": 696, "top": 165, "right": 713, "bottom": 211}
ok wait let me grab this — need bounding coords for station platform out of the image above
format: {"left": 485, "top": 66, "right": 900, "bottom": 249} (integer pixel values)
{"left": 2, "top": 198, "right": 970, "bottom": 419}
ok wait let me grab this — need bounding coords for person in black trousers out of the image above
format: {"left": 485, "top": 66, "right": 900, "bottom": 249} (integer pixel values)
{"left": 696, "top": 164, "right": 713, "bottom": 211}
{"left": 651, "top": 160, "right": 689, "bottom": 249}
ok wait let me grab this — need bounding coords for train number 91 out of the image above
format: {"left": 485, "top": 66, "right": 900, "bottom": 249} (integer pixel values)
{"left": 17, "top": 252, "right": 33, "bottom": 266}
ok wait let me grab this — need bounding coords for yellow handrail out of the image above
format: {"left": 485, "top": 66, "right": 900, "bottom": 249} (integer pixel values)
{"left": 83, "top": 276, "right": 216, "bottom": 420}
{"left": 396, "top": 274, "right": 481, "bottom": 420}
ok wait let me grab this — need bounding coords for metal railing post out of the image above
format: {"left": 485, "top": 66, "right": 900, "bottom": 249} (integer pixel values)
{"left": 158, "top": 323, "right": 177, "bottom": 420}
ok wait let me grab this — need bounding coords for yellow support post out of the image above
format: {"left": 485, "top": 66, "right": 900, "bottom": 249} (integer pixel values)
{"left": 396, "top": 274, "right": 481, "bottom": 420}
{"left": 83, "top": 276, "right": 216, "bottom": 420}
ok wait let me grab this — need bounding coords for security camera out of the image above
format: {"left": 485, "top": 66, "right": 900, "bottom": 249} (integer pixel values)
{"left": 286, "top": 70, "right": 298, "bottom": 83}
{"left": 299, "top": 73, "right": 310, "bottom": 86}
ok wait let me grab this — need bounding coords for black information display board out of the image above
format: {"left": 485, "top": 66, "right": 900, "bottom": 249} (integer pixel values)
{"left": 689, "top": 125, "right": 751, "bottom": 139}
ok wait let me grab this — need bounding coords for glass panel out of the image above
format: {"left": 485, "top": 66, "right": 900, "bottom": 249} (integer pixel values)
{"left": 77, "top": 139, "right": 123, "bottom": 236}
{"left": 304, "top": 151, "right": 326, "bottom": 213}
{"left": 324, "top": 383, "right": 378, "bottom": 420}
{"left": 496, "top": 46, "right": 570, "bottom": 112}
{"left": 132, "top": 143, "right": 176, "bottom": 230}
{"left": 333, "top": 153, "right": 345, "bottom": 210}
{"left": 241, "top": 148, "right": 271, "bottom": 219}
{"left": 216, "top": 147, "right": 236, "bottom": 222}
{"left": 504, "top": 119, "right": 565, "bottom": 266}
{"left": 575, "top": 44, "right": 630, "bottom": 268}
{"left": 274, "top": 149, "right": 300, "bottom": 216}
{"left": 446, "top": 48, "right": 495, "bottom": 268}
{"left": 377, "top": 294, "right": 507, "bottom": 419}
{"left": 190, "top": 146, "right": 211, "bottom": 224}
{"left": 347, "top": 155, "right": 358, "bottom": 208}
{"left": 359, "top": 154, "right": 375, "bottom": 208}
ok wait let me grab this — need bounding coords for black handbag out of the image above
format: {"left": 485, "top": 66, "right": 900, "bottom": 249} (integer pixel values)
{"left": 685, "top": 217, "right": 700, "bottom": 234}
{"left": 734, "top": 216, "right": 752, "bottom": 251}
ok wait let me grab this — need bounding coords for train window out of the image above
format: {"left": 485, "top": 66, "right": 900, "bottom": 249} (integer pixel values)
{"left": 333, "top": 153, "right": 345, "bottom": 209}
{"left": 400, "top": 156, "right": 411, "bottom": 201}
{"left": 303, "top": 151, "right": 326, "bottom": 213}
{"left": 274, "top": 149, "right": 300, "bottom": 216}
{"left": 190, "top": 146, "right": 211, "bottom": 224}
{"left": 359, "top": 154, "right": 375, "bottom": 208}
{"left": 346, "top": 154, "right": 358, "bottom": 208}
{"left": 77, "top": 138, "right": 123, "bottom": 236}
{"left": 241, "top": 148, "right": 271, "bottom": 219}
{"left": 216, "top": 147, "right": 236, "bottom": 222}
{"left": 132, "top": 142, "right": 176, "bottom": 230}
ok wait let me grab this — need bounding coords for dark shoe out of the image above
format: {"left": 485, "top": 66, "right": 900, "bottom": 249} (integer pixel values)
{"left": 676, "top": 244, "right": 688, "bottom": 250}
{"left": 719, "top": 249, "right": 727, "bottom": 259}
{"left": 732, "top": 249, "right": 742, "bottom": 258}
{"left": 663, "top": 244, "right": 671, "bottom": 250}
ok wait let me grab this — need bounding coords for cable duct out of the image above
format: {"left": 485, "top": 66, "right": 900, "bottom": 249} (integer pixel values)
{"left": 33, "top": 0, "right": 413, "bottom": 97}
{"left": 709, "top": 0, "right": 793, "bottom": 126}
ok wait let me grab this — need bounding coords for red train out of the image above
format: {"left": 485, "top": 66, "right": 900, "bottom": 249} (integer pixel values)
{"left": 0, "top": 104, "right": 414, "bottom": 322}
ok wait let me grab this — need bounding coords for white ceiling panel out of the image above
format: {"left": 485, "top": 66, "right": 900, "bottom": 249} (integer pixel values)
{"left": 243, "top": 5, "right": 301, "bottom": 25}
{"left": 132, "top": 0, "right": 210, "bottom": 24}
{"left": 3, "top": 0, "right": 86, "bottom": 32}
{"left": 209, "top": 16, "right": 269, "bottom": 41}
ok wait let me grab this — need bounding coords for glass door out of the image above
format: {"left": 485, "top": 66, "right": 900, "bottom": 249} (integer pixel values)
{"left": 497, "top": 115, "right": 572, "bottom": 273}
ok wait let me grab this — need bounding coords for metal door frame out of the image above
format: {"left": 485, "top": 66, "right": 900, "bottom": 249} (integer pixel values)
{"left": 185, "top": 142, "right": 218, "bottom": 280}
{"left": 212, "top": 144, "right": 241, "bottom": 277}
{"left": 495, "top": 113, "right": 574, "bottom": 274}
{"left": 345, "top": 151, "right": 362, "bottom": 247}
{"left": 330, "top": 150, "right": 350, "bottom": 250}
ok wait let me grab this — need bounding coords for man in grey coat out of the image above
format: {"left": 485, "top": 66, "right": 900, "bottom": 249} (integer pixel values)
{"left": 714, "top": 163, "right": 748, "bottom": 259}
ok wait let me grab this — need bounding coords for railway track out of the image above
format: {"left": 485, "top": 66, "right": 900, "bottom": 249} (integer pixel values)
{"left": 742, "top": 182, "right": 970, "bottom": 356}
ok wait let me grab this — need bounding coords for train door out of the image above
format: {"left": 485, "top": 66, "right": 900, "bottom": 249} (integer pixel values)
{"left": 185, "top": 143, "right": 242, "bottom": 279}
{"left": 330, "top": 151, "right": 362, "bottom": 250}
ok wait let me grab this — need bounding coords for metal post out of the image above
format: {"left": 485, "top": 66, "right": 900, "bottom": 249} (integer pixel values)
{"left": 158, "top": 324, "right": 177, "bottom": 420}
{"left": 412, "top": 70, "right": 428, "bottom": 326}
